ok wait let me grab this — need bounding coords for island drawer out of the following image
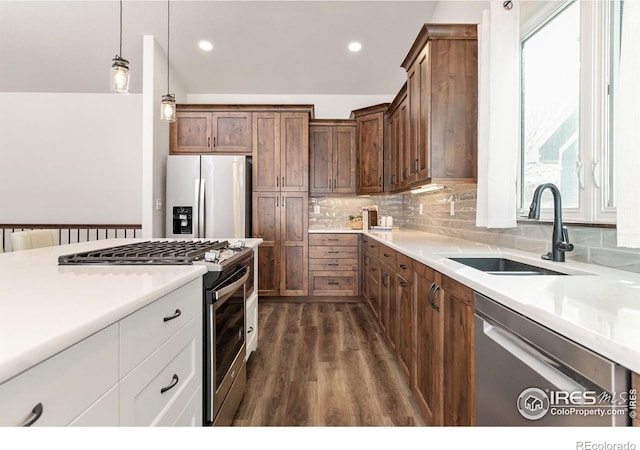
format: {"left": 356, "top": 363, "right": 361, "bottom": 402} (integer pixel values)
{"left": 119, "top": 278, "right": 202, "bottom": 376}
{"left": 379, "top": 244, "right": 397, "bottom": 267}
{"left": 0, "top": 324, "right": 118, "bottom": 426}
{"left": 119, "top": 314, "right": 202, "bottom": 426}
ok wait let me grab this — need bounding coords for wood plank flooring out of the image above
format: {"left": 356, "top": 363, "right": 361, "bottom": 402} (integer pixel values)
{"left": 233, "top": 302, "right": 426, "bottom": 426}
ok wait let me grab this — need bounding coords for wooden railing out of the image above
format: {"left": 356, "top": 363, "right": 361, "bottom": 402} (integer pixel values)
{"left": 1, "top": 224, "right": 142, "bottom": 252}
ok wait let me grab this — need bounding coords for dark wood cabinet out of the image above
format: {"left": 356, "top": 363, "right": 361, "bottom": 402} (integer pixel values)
{"left": 252, "top": 112, "right": 309, "bottom": 192}
{"left": 253, "top": 192, "right": 308, "bottom": 297}
{"left": 400, "top": 24, "right": 478, "bottom": 186}
{"left": 411, "top": 260, "right": 474, "bottom": 426}
{"left": 413, "top": 261, "right": 443, "bottom": 426}
{"left": 352, "top": 104, "right": 388, "bottom": 194}
{"left": 170, "top": 109, "right": 251, "bottom": 154}
{"left": 441, "top": 275, "right": 474, "bottom": 426}
{"left": 385, "top": 85, "right": 409, "bottom": 192}
{"left": 309, "top": 233, "right": 359, "bottom": 296}
{"left": 310, "top": 120, "right": 357, "bottom": 195}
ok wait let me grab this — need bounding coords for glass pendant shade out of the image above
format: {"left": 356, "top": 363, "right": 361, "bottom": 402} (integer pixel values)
{"left": 111, "top": 55, "right": 130, "bottom": 93}
{"left": 161, "top": 94, "right": 176, "bottom": 122}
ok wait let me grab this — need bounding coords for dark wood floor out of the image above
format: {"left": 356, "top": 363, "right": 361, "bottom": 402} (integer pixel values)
{"left": 233, "top": 301, "right": 426, "bottom": 426}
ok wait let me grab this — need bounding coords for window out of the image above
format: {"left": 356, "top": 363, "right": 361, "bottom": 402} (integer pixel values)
{"left": 519, "top": 0, "right": 619, "bottom": 223}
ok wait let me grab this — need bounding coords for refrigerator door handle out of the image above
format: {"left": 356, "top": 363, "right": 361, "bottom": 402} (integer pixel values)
{"left": 199, "top": 178, "right": 206, "bottom": 238}
{"left": 192, "top": 178, "right": 201, "bottom": 238}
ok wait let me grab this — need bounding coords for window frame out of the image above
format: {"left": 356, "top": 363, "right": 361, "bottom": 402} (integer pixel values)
{"left": 518, "top": 0, "right": 617, "bottom": 225}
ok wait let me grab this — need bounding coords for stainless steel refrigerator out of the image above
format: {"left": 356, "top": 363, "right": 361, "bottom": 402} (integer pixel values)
{"left": 166, "top": 155, "right": 252, "bottom": 238}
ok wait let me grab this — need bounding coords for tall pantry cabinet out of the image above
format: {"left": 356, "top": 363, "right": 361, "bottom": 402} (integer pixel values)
{"left": 252, "top": 109, "right": 311, "bottom": 297}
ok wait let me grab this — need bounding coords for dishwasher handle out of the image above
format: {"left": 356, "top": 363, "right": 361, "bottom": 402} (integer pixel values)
{"left": 477, "top": 312, "right": 585, "bottom": 394}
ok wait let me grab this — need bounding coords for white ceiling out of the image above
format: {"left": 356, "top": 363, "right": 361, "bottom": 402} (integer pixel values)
{"left": 0, "top": 0, "right": 440, "bottom": 95}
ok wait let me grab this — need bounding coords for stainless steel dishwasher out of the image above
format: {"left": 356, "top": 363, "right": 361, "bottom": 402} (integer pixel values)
{"left": 474, "top": 292, "right": 630, "bottom": 426}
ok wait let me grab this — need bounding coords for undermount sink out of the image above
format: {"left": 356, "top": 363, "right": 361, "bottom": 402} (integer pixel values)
{"left": 449, "top": 257, "right": 569, "bottom": 276}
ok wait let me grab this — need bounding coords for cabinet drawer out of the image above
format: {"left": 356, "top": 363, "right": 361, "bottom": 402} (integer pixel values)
{"left": 309, "top": 246, "right": 358, "bottom": 259}
{"left": 309, "top": 258, "right": 358, "bottom": 271}
{"left": 364, "top": 239, "right": 380, "bottom": 257}
{"left": 0, "top": 324, "right": 118, "bottom": 427}
{"left": 310, "top": 271, "right": 358, "bottom": 296}
{"left": 412, "top": 259, "right": 433, "bottom": 280}
{"left": 119, "top": 314, "right": 202, "bottom": 426}
{"left": 169, "top": 387, "right": 202, "bottom": 426}
{"left": 309, "top": 233, "right": 358, "bottom": 246}
{"left": 397, "top": 253, "right": 414, "bottom": 278}
{"left": 379, "top": 245, "right": 397, "bottom": 267}
{"left": 119, "top": 278, "right": 202, "bottom": 376}
{"left": 367, "top": 256, "right": 380, "bottom": 278}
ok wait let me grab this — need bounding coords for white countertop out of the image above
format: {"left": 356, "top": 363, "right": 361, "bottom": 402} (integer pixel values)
{"left": 0, "top": 238, "right": 262, "bottom": 384}
{"left": 353, "top": 229, "right": 640, "bottom": 374}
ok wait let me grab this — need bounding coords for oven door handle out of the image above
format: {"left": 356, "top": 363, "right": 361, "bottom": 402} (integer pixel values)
{"left": 214, "top": 268, "right": 249, "bottom": 302}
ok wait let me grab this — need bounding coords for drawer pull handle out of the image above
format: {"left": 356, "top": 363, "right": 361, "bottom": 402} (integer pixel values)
{"left": 370, "top": 267, "right": 376, "bottom": 272}
{"left": 328, "top": 238, "right": 339, "bottom": 241}
{"left": 383, "top": 253, "right": 390, "bottom": 257}
{"left": 399, "top": 264, "right": 407, "bottom": 270}
{"left": 163, "top": 309, "right": 182, "bottom": 322}
{"left": 328, "top": 281, "right": 339, "bottom": 285}
{"left": 160, "top": 374, "right": 179, "bottom": 394}
{"left": 248, "top": 326, "right": 254, "bottom": 334}
{"left": 327, "top": 251, "right": 339, "bottom": 254}
{"left": 328, "top": 263, "right": 339, "bottom": 266}
{"left": 23, "top": 403, "right": 43, "bottom": 427}
{"left": 399, "top": 280, "right": 409, "bottom": 287}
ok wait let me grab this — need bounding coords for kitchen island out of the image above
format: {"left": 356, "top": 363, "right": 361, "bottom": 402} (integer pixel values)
{"left": 0, "top": 238, "right": 261, "bottom": 426}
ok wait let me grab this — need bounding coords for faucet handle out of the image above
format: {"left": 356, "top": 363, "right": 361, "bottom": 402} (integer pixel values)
{"left": 557, "top": 226, "right": 574, "bottom": 252}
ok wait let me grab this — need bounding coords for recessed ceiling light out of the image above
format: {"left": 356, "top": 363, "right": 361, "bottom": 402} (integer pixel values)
{"left": 198, "top": 40, "right": 213, "bottom": 52}
{"left": 348, "top": 42, "right": 362, "bottom": 52}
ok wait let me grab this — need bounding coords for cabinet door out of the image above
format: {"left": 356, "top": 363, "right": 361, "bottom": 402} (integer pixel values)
{"left": 362, "top": 250, "right": 370, "bottom": 300}
{"left": 416, "top": 45, "right": 431, "bottom": 181}
{"left": 280, "top": 113, "right": 309, "bottom": 192}
{"left": 357, "top": 113, "right": 384, "bottom": 194}
{"left": 413, "top": 264, "right": 443, "bottom": 426}
{"left": 396, "top": 274, "right": 412, "bottom": 385}
{"left": 442, "top": 275, "right": 474, "bottom": 426}
{"left": 381, "top": 265, "right": 397, "bottom": 353}
{"left": 333, "top": 126, "right": 357, "bottom": 194}
{"left": 252, "top": 113, "right": 280, "bottom": 191}
{"left": 252, "top": 192, "right": 280, "bottom": 296}
{"left": 170, "top": 112, "right": 212, "bottom": 154}
{"left": 406, "top": 65, "right": 419, "bottom": 185}
{"left": 211, "top": 112, "right": 252, "bottom": 154}
{"left": 280, "top": 192, "right": 308, "bottom": 295}
{"left": 309, "top": 125, "right": 333, "bottom": 194}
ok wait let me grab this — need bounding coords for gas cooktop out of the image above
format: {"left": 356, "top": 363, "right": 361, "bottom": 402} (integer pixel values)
{"left": 58, "top": 240, "right": 248, "bottom": 266}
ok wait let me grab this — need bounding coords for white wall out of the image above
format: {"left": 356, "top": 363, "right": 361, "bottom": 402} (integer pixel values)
{"left": 142, "top": 35, "right": 187, "bottom": 238}
{"left": 186, "top": 94, "right": 395, "bottom": 119}
{"left": 0, "top": 92, "right": 142, "bottom": 224}
{"left": 430, "top": 0, "right": 488, "bottom": 23}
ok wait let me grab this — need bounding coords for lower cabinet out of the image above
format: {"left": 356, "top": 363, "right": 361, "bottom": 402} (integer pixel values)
{"left": 0, "top": 278, "right": 203, "bottom": 427}
{"left": 412, "top": 260, "right": 474, "bottom": 426}
{"left": 309, "top": 233, "right": 359, "bottom": 296}
{"left": 396, "top": 255, "right": 413, "bottom": 386}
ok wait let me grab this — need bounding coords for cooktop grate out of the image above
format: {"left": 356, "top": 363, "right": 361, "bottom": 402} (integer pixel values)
{"left": 58, "top": 240, "right": 230, "bottom": 265}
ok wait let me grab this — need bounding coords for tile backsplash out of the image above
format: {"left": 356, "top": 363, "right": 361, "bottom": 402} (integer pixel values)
{"left": 311, "top": 184, "right": 640, "bottom": 274}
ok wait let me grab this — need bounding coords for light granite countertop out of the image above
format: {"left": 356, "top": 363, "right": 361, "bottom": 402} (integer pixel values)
{"left": 310, "top": 228, "right": 640, "bottom": 373}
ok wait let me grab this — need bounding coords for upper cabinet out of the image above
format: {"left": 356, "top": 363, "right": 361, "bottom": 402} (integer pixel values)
{"left": 253, "top": 111, "right": 309, "bottom": 192}
{"left": 170, "top": 108, "right": 252, "bottom": 154}
{"left": 352, "top": 104, "right": 389, "bottom": 195}
{"left": 400, "top": 24, "right": 478, "bottom": 186}
{"left": 385, "top": 84, "right": 409, "bottom": 192}
{"left": 309, "top": 120, "right": 357, "bottom": 195}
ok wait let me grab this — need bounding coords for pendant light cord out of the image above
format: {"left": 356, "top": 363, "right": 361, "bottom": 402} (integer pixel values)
{"left": 119, "top": 0, "right": 123, "bottom": 57}
{"left": 167, "top": 0, "right": 170, "bottom": 93}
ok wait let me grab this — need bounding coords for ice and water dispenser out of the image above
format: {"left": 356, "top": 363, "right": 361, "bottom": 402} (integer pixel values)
{"left": 172, "top": 207, "right": 193, "bottom": 235}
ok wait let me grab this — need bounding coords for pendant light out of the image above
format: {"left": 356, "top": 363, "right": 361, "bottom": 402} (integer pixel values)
{"left": 111, "top": 0, "right": 130, "bottom": 93}
{"left": 161, "top": 0, "right": 176, "bottom": 122}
